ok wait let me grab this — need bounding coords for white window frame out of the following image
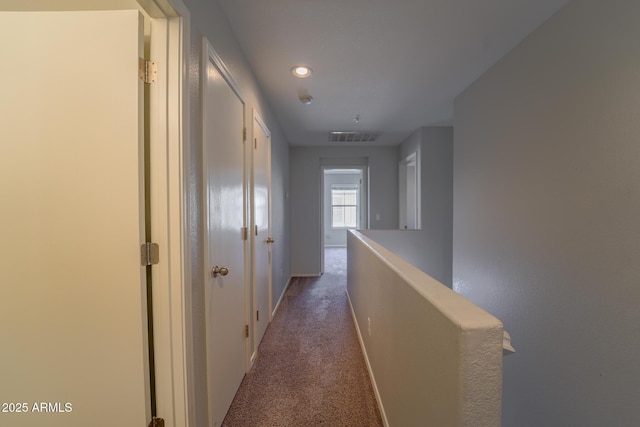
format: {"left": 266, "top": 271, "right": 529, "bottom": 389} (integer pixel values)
{"left": 330, "top": 184, "right": 359, "bottom": 229}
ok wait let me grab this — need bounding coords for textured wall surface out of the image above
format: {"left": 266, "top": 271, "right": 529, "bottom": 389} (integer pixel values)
{"left": 348, "top": 231, "right": 503, "bottom": 427}
{"left": 453, "top": 1, "right": 640, "bottom": 425}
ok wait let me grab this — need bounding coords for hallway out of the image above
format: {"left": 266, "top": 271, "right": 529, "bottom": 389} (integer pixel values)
{"left": 222, "top": 248, "right": 383, "bottom": 426}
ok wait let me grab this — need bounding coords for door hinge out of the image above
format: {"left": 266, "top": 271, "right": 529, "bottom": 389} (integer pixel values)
{"left": 148, "top": 417, "right": 165, "bottom": 427}
{"left": 139, "top": 58, "right": 158, "bottom": 84}
{"left": 241, "top": 227, "right": 248, "bottom": 241}
{"left": 254, "top": 138, "right": 257, "bottom": 149}
{"left": 243, "top": 127, "right": 247, "bottom": 141}
{"left": 141, "top": 242, "right": 160, "bottom": 266}
{"left": 255, "top": 225, "right": 258, "bottom": 236}
{"left": 256, "top": 310, "right": 259, "bottom": 321}
{"left": 245, "top": 324, "right": 249, "bottom": 338}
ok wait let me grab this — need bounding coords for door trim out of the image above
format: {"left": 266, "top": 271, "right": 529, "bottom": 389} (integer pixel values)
{"left": 147, "top": 1, "right": 192, "bottom": 426}
{"left": 320, "top": 164, "right": 369, "bottom": 273}
{"left": 398, "top": 151, "right": 420, "bottom": 230}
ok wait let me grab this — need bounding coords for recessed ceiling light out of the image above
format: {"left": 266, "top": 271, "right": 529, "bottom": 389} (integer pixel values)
{"left": 291, "top": 65, "right": 312, "bottom": 78}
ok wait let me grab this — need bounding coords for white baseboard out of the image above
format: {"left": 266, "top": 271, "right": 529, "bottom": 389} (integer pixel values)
{"left": 272, "top": 276, "right": 292, "bottom": 318}
{"left": 291, "top": 273, "right": 321, "bottom": 277}
{"left": 346, "top": 290, "right": 389, "bottom": 427}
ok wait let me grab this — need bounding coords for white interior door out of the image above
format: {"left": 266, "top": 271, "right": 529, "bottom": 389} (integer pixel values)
{"left": 0, "top": 10, "right": 149, "bottom": 426}
{"left": 203, "top": 41, "right": 247, "bottom": 427}
{"left": 406, "top": 161, "right": 417, "bottom": 228}
{"left": 252, "top": 113, "right": 272, "bottom": 353}
{"left": 399, "top": 152, "right": 420, "bottom": 230}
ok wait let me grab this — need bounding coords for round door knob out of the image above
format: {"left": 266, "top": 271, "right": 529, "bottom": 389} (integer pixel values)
{"left": 212, "top": 266, "right": 229, "bottom": 278}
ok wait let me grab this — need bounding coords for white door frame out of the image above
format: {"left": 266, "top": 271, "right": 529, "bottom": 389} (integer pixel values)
{"left": 146, "top": 2, "right": 192, "bottom": 426}
{"left": 399, "top": 151, "right": 420, "bottom": 230}
{"left": 320, "top": 165, "right": 369, "bottom": 273}
{"left": 0, "top": 2, "right": 193, "bottom": 426}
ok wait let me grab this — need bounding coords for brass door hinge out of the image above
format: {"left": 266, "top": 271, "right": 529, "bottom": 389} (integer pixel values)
{"left": 139, "top": 58, "right": 157, "bottom": 84}
{"left": 254, "top": 138, "right": 257, "bottom": 149}
{"left": 243, "top": 127, "right": 247, "bottom": 141}
{"left": 141, "top": 242, "right": 159, "bottom": 266}
{"left": 241, "top": 227, "right": 248, "bottom": 241}
{"left": 148, "top": 417, "right": 165, "bottom": 427}
{"left": 245, "top": 324, "right": 249, "bottom": 338}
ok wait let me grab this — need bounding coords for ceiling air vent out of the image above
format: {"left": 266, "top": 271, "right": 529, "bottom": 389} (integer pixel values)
{"left": 329, "top": 131, "right": 379, "bottom": 143}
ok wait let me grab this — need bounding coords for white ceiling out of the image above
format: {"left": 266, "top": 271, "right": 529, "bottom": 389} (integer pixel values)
{"left": 218, "top": 0, "right": 568, "bottom": 146}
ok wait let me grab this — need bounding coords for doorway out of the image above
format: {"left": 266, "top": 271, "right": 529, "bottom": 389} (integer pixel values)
{"left": 321, "top": 166, "right": 368, "bottom": 273}
{"left": 399, "top": 152, "right": 421, "bottom": 230}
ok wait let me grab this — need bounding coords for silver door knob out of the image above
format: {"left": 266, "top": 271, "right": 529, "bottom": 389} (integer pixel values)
{"left": 212, "top": 266, "right": 229, "bottom": 278}
{"left": 266, "top": 237, "right": 275, "bottom": 243}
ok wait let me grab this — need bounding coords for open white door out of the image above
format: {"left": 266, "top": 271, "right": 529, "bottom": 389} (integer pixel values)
{"left": 202, "top": 40, "right": 248, "bottom": 426}
{"left": 252, "top": 112, "right": 272, "bottom": 355}
{"left": 0, "top": 10, "right": 149, "bottom": 426}
{"left": 399, "top": 152, "right": 420, "bottom": 230}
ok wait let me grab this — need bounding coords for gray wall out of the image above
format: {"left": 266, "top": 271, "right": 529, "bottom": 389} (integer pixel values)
{"left": 453, "top": 1, "right": 640, "bottom": 426}
{"left": 183, "top": 0, "right": 290, "bottom": 424}
{"left": 290, "top": 146, "right": 398, "bottom": 275}
{"left": 364, "top": 126, "right": 453, "bottom": 286}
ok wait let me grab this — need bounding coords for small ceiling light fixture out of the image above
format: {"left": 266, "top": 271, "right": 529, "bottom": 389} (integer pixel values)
{"left": 291, "top": 65, "right": 312, "bottom": 78}
{"left": 299, "top": 94, "right": 314, "bottom": 105}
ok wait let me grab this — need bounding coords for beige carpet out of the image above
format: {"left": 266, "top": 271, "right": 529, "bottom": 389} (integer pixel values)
{"left": 222, "top": 248, "right": 383, "bottom": 426}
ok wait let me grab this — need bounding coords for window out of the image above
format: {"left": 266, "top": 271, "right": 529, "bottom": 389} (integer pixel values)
{"left": 331, "top": 185, "right": 358, "bottom": 228}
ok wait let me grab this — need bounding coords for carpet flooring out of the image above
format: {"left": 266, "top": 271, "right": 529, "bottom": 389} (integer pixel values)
{"left": 222, "top": 247, "right": 383, "bottom": 427}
